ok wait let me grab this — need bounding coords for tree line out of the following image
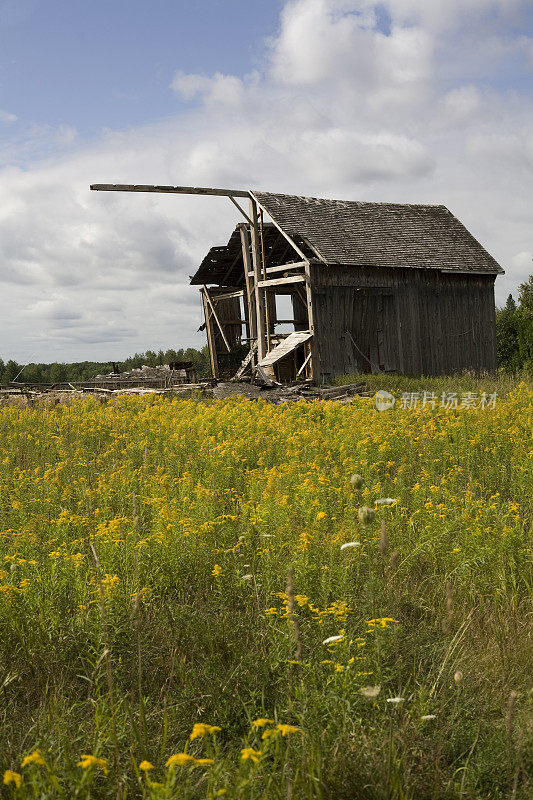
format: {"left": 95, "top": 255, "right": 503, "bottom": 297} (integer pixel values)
{"left": 0, "top": 346, "right": 210, "bottom": 385}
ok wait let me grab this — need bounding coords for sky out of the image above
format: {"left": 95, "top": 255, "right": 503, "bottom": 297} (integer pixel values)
{"left": 0, "top": 0, "right": 532, "bottom": 363}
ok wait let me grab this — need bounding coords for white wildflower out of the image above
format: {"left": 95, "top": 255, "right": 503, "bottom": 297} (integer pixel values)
{"left": 241, "top": 574, "right": 253, "bottom": 581}
{"left": 375, "top": 498, "right": 397, "bottom": 506}
{"left": 322, "top": 635, "right": 343, "bottom": 645}
{"left": 358, "top": 506, "right": 375, "bottom": 524}
{"left": 360, "top": 685, "right": 381, "bottom": 698}
{"left": 386, "top": 697, "right": 405, "bottom": 704}
{"left": 420, "top": 714, "right": 436, "bottom": 721}
{"left": 340, "top": 541, "right": 361, "bottom": 550}
{"left": 349, "top": 474, "right": 364, "bottom": 490}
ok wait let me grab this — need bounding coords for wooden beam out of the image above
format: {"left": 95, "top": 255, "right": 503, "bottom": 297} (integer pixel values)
{"left": 232, "top": 342, "right": 257, "bottom": 381}
{"left": 228, "top": 195, "right": 253, "bottom": 225}
{"left": 297, "top": 350, "right": 312, "bottom": 376}
{"left": 211, "top": 289, "right": 244, "bottom": 302}
{"left": 440, "top": 269, "right": 498, "bottom": 275}
{"left": 90, "top": 183, "right": 250, "bottom": 198}
{"left": 249, "top": 199, "right": 267, "bottom": 361}
{"left": 248, "top": 261, "right": 307, "bottom": 278}
{"left": 257, "top": 275, "right": 306, "bottom": 289}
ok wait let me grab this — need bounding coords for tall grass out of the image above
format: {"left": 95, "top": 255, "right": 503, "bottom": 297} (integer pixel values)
{"left": 335, "top": 369, "right": 532, "bottom": 396}
{"left": 0, "top": 377, "right": 531, "bottom": 798}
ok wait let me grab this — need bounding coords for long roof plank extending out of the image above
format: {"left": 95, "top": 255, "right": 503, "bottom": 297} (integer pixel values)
{"left": 90, "top": 184, "right": 250, "bottom": 198}
{"left": 251, "top": 191, "right": 504, "bottom": 274}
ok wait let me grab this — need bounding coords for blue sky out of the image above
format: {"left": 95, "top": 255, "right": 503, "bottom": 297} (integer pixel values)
{"left": 0, "top": 0, "right": 532, "bottom": 362}
{"left": 0, "top": 1, "right": 285, "bottom": 146}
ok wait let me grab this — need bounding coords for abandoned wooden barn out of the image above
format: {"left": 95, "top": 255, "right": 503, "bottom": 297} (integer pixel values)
{"left": 90, "top": 183, "right": 504, "bottom": 381}
{"left": 190, "top": 191, "right": 504, "bottom": 382}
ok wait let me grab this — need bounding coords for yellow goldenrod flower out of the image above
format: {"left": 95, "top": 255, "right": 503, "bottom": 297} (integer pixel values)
{"left": 241, "top": 748, "right": 261, "bottom": 763}
{"left": 316, "top": 511, "right": 326, "bottom": 521}
{"left": 3, "top": 770, "right": 22, "bottom": 788}
{"left": 165, "top": 753, "right": 196, "bottom": 767}
{"left": 190, "top": 723, "right": 221, "bottom": 740}
{"left": 252, "top": 718, "right": 274, "bottom": 727}
{"left": 77, "top": 755, "right": 108, "bottom": 775}
{"left": 139, "top": 760, "right": 154, "bottom": 772}
{"left": 21, "top": 750, "right": 46, "bottom": 768}
{"left": 194, "top": 758, "right": 214, "bottom": 766}
{"left": 211, "top": 564, "right": 222, "bottom": 577}
{"left": 276, "top": 724, "right": 302, "bottom": 736}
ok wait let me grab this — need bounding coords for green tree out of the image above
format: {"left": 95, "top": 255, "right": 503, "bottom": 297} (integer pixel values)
{"left": 49, "top": 363, "right": 68, "bottom": 383}
{"left": 3, "top": 360, "right": 21, "bottom": 383}
{"left": 496, "top": 294, "right": 520, "bottom": 372}
{"left": 516, "top": 274, "right": 533, "bottom": 369}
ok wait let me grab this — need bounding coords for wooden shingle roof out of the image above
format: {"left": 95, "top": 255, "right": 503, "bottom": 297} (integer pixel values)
{"left": 251, "top": 191, "right": 504, "bottom": 274}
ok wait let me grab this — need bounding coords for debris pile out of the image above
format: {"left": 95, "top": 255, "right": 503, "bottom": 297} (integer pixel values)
{"left": 1, "top": 377, "right": 370, "bottom": 408}
{"left": 212, "top": 381, "right": 368, "bottom": 403}
{"left": 93, "top": 362, "right": 197, "bottom": 386}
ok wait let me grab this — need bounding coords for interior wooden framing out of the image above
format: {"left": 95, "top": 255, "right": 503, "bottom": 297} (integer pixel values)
{"left": 197, "top": 197, "right": 318, "bottom": 382}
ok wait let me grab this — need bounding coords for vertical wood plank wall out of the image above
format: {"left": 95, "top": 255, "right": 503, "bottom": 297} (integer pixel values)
{"left": 309, "top": 264, "right": 497, "bottom": 378}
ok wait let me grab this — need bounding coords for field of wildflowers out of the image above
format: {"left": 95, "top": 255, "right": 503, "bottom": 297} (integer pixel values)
{"left": 0, "top": 382, "right": 531, "bottom": 799}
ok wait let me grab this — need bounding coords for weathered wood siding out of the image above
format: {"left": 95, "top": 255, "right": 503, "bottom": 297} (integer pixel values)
{"left": 309, "top": 265, "right": 497, "bottom": 379}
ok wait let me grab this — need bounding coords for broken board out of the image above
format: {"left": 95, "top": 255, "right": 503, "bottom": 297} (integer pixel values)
{"left": 258, "top": 331, "right": 313, "bottom": 367}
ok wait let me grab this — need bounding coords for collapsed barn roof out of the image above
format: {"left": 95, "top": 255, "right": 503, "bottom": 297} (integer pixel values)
{"left": 190, "top": 222, "right": 316, "bottom": 286}
{"left": 191, "top": 191, "right": 504, "bottom": 285}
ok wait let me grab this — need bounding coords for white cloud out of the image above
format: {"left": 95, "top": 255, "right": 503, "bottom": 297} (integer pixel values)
{"left": 171, "top": 71, "right": 246, "bottom": 107}
{"left": 379, "top": 0, "right": 525, "bottom": 30}
{"left": 0, "top": 109, "right": 17, "bottom": 124}
{"left": 442, "top": 85, "right": 481, "bottom": 122}
{"left": 0, "top": 0, "right": 532, "bottom": 362}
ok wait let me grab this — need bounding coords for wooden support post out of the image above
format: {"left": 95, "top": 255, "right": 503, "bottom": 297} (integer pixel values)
{"left": 259, "top": 209, "right": 272, "bottom": 353}
{"left": 239, "top": 224, "right": 257, "bottom": 349}
{"left": 249, "top": 199, "right": 267, "bottom": 361}
{"left": 201, "top": 288, "right": 219, "bottom": 379}
{"left": 304, "top": 262, "right": 319, "bottom": 382}
{"left": 202, "top": 286, "right": 231, "bottom": 353}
